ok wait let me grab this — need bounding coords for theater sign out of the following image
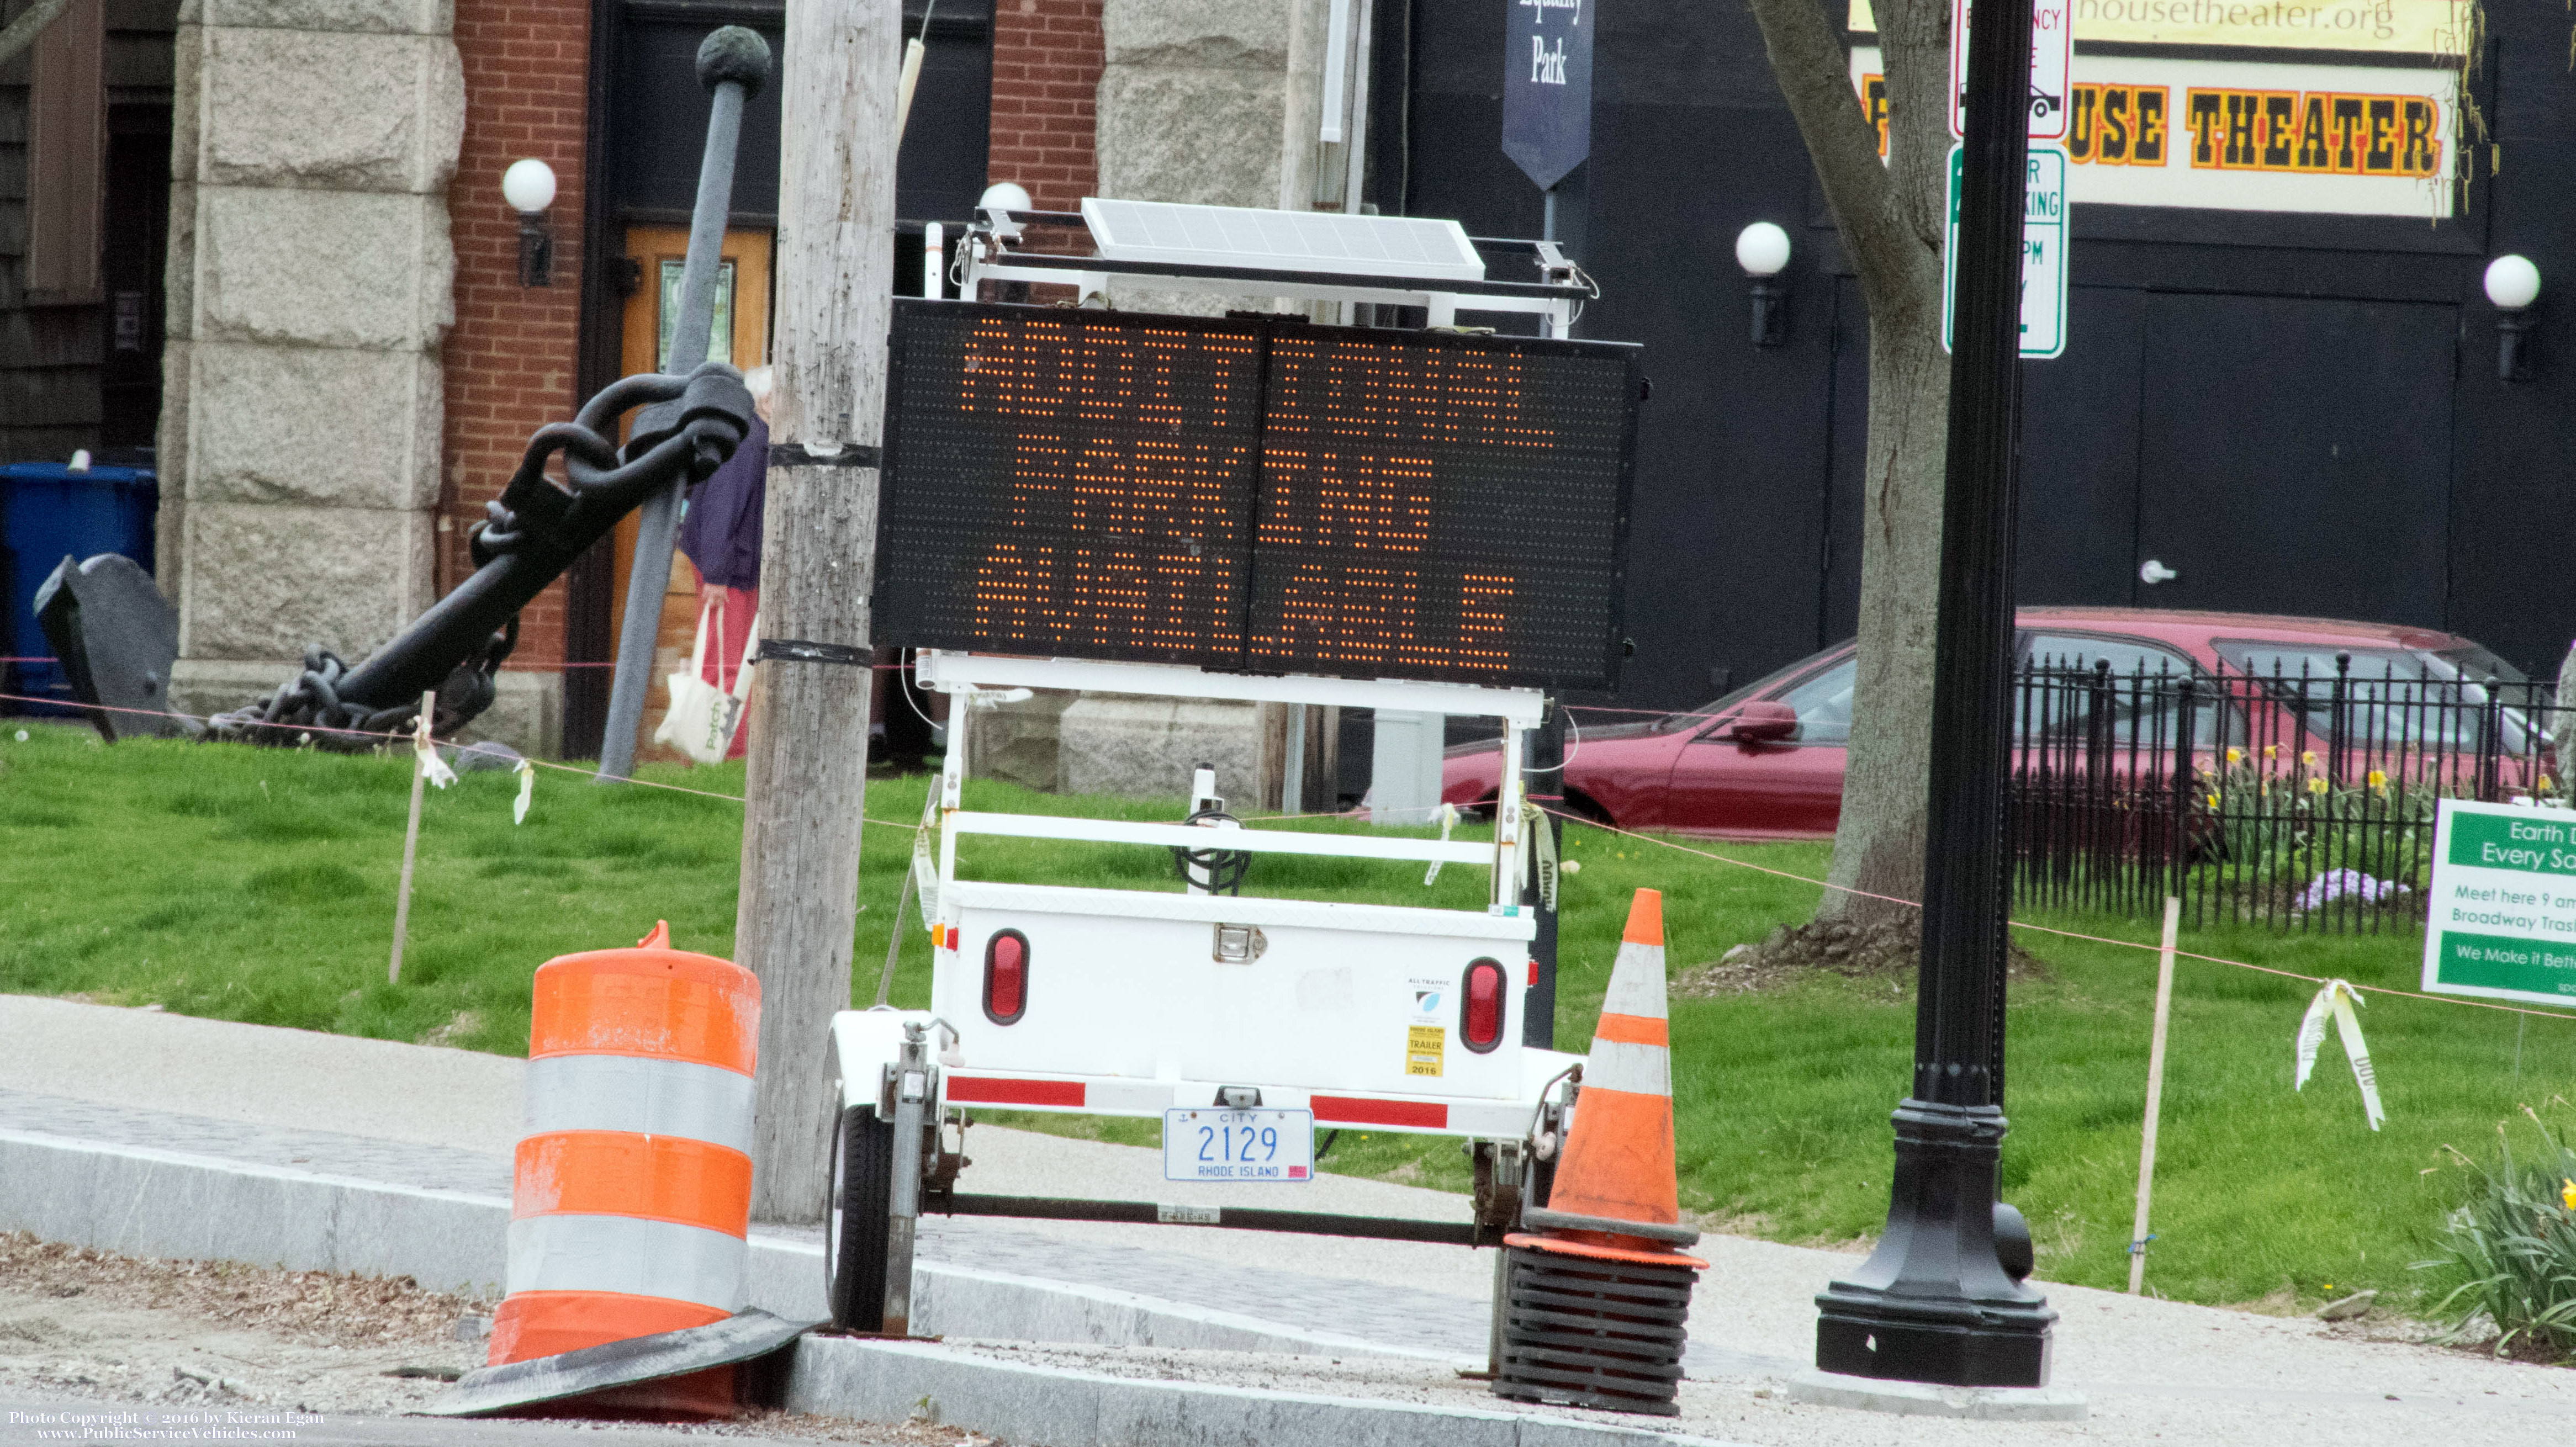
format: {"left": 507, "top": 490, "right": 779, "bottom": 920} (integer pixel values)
{"left": 1848, "top": 0, "right": 2471, "bottom": 217}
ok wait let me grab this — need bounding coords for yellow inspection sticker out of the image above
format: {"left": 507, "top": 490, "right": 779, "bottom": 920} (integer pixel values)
{"left": 1407, "top": 1025, "right": 1446, "bottom": 1078}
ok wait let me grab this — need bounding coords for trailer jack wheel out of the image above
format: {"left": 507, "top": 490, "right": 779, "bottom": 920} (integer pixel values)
{"left": 825, "top": 1106, "right": 896, "bottom": 1331}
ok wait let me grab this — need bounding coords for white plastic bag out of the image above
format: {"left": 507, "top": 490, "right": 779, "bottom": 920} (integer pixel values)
{"left": 654, "top": 592, "right": 759, "bottom": 765}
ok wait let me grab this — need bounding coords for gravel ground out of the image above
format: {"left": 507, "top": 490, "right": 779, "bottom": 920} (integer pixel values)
{"left": 0, "top": 1236, "right": 976, "bottom": 1444}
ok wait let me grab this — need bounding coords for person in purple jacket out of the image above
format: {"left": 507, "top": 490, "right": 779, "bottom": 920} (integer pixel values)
{"left": 675, "top": 365, "right": 770, "bottom": 761}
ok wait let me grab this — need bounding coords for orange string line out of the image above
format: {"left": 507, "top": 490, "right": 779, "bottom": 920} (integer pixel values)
{"left": 1547, "top": 805, "right": 2576, "bottom": 1022}
{"left": 15, "top": 686, "right": 2568, "bottom": 1019}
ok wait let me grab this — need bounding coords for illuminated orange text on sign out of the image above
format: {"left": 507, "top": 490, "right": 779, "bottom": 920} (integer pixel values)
{"left": 875, "top": 303, "right": 1641, "bottom": 690}
{"left": 971, "top": 433, "right": 1251, "bottom": 654}
{"left": 959, "top": 319, "right": 1262, "bottom": 429}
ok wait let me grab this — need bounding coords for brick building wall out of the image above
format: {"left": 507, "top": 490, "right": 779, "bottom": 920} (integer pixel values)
{"left": 987, "top": 0, "right": 1100, "bottom": 211}
{"left": 440, "top": 0, "right": 589, "bottom": 674}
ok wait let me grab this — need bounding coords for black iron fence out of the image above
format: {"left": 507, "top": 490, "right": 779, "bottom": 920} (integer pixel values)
{"left": 2011, "top": 653, "right": 2567, "bottom": 932}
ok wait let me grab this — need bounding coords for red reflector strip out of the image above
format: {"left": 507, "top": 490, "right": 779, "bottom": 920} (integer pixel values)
{"left": 945, "top": 1077, "right": 1086, "bottom": 1107}
{"left": 1311, "top": 1095, "right": 1448, "bottom": 1129}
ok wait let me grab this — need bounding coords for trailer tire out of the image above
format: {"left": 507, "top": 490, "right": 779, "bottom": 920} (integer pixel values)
{"left": 825, "top": 1105, "right": 895, "bottom": 1332}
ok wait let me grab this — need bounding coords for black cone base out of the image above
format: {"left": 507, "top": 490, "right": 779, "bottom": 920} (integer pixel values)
{"left": 1492, "top": 1246, "right": 1695, "bottom": 1417}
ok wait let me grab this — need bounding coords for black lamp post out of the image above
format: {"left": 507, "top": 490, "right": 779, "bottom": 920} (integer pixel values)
{"left": 1809, "top": 0, "right": 2059, "bottom": 1388}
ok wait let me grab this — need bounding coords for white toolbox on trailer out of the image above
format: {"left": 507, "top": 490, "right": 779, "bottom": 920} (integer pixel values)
{"left": 933, "top": 881, "right": 1535, "bottom": 1109}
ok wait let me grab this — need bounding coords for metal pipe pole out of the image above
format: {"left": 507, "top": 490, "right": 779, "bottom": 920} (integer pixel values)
{"left": 1811, "top": 0, "right": 2059, "bottom": 1387}
{"left": 596, "top": 27, "right": 768, "bottom": 782}
{"left": 1522, "top": 700, "right": 1563, "bottom": 1050}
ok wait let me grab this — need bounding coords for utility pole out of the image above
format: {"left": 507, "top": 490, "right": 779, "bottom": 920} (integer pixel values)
{"left": 736, "top": 0, "right": 898, "bottom": 1223}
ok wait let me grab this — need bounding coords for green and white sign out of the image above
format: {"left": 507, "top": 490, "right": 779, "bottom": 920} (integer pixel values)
{"left": 1942, "top": 142, "right": 2070, "bottom": 359}
{"left": 2422, "top": 799, "right": 2576, "bottom": 1006}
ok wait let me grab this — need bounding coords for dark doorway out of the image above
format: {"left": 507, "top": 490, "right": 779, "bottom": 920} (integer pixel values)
{"left": 1828, "top": 286, "right": 2457, "bottom": 642}
{"left": 100, "top": 107, "right": 173, "bottom": 454}
{"left": 2132, "top": 293, "right": 2456, "bottom": 627}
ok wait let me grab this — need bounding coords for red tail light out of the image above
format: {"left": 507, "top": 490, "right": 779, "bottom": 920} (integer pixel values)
{"left": 1461, "top": 957, "right": 1505, "bottom": 1052}
{"left": 983, "top": 930, "right": 1029, "bottom": 1024}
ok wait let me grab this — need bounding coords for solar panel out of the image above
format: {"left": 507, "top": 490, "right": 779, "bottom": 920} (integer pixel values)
{"left": 1081, "top": 199, "right": 1487, "bottom": 285}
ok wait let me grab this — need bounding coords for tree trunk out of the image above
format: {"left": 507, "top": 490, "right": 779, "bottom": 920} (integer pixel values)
{"left": 1743, "top": 0, "right": 1952, "bottom": 928}
{"left": 736, "top": 0, "right": 898, "bottom": 1225}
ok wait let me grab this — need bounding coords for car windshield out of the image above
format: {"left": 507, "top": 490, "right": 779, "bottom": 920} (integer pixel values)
{"left": 1657, "top": 654, "right": 1836, "bottom": 734}
{"left": 2017, "top": 633, "right": 2231, "bottom": 749}
{"left": 2214, "top": 642, "right": 2546, "bottom": 755}
{"left": 1776, "top": 657, "right": 1855, "bottom": 743}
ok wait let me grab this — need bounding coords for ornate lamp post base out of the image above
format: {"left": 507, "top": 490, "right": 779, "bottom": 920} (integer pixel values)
{"left": 1812, "top": 1100, "right": 2056, "bottom": 1387}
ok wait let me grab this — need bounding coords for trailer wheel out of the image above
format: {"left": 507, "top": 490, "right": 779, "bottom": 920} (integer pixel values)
{"left": 825, "top": 1105, "right": 895, "bottom": 1331}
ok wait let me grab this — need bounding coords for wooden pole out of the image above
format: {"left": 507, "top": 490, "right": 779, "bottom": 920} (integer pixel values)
{"left": 735, "top": 0, "right": 896, "bottom": 1223}
{"left": 2129, "top": 894, "right": 2183, "bottom": 1294}
{"left": 389, "top": 690, "right": 436, "bottom": 985}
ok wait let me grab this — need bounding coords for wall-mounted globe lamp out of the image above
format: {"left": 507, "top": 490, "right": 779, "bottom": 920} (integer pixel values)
{"left": 1736, "top": 221, "right": 1791, "bottom": 347}
{"left": 503, "top": 159, "right": 558, "bottom": 288}
{"left": 2485, "top": 254, "right": 2540, "bottom": 382}
{"left": 978, "top": 181, "right": 1034, "bottom": 216}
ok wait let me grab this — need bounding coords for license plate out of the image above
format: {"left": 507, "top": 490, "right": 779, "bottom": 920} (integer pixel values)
{"left": 1163, "top": 1108, "right": 1313, "bottom": 1183}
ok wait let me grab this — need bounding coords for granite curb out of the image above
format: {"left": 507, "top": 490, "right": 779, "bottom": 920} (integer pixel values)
{"left": 0, "top": 1128, "right": 1462, "bottom": 1364}
{"left": 783, "top": 1337, "right": 1752, "bottom": 1447}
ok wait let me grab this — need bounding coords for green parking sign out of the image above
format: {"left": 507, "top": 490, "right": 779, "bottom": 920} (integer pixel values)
{"left": 1942, "top": 143, "right": 2069, "bottom": 360}
{"left": 2422, "top": 799, "right": 2576, "bottom": 1006}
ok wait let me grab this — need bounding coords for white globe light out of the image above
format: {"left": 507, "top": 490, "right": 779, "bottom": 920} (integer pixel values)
{"left": 501, "top": 158, "right": 557, "bottom": 216}
{"left": 1736, "top": 221, "right": 1791, "bottom": 278}
{"left": 2485, "top": 253, "right": 2541, "bottom": 311}
{"left": 978, "top": 182, "right": 1034, "bottom": 213}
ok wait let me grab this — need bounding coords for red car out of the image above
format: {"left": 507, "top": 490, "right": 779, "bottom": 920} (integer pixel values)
{"left": 1440, "top": 608, "right": 2545, "bottom": 839}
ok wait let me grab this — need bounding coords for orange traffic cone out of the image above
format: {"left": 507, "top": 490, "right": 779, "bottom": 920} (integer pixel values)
{"left": 1511, "top": 887, "right": 1706, "bottom": 1269}
{"left": 1494, "top": 887, "right": 1705, "bottom": 1417}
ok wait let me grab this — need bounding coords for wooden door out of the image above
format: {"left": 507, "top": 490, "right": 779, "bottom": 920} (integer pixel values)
{"left": 610, "top": 223, "right": 773, "bottom": 761}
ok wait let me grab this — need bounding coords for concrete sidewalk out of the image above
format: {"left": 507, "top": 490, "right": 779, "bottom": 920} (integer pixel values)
{"left": 9, "top": 993, "right": 2576, "bottom": 1446}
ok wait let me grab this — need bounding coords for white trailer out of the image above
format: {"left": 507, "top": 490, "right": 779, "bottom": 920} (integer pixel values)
{"left": 822, "top": 653, "right": 1584, "bottom": 1336}
{"left": 820, "top": 198, "right": 1619, "bottom": 1342}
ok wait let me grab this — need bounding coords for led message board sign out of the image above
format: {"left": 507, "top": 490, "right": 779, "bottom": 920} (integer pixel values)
{"left": 873, "top": 301, "right": 1641, "bottom": 690}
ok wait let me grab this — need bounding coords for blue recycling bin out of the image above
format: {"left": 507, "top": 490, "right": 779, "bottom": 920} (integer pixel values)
{"left": 1, "top": 462, "right": 158, "bottom": 714}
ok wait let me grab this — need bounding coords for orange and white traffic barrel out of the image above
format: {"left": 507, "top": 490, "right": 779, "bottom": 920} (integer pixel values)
{"left": 489, "top": 921, "right": 760, "bottom": 1417}
{"left": 1497, "top": 888, "right": 1706, "bottom": 1417}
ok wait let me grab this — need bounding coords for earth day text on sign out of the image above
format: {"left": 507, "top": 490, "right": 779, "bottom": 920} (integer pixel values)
{"left": 2422, "top": 800, "right": 2576, "bottom": 1008}
{"left": 1954, "top": 0, "right": 2075, "bottom": 139}
{"left": 1943, "top": 144, "right": 2070, "bottom": 358}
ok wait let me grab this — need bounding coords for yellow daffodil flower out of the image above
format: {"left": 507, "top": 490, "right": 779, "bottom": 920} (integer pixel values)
{"left": 2264, "top": 744, "right": 2279, "bottom": 760}
{"left": 2302, "top": 750, "right": 2318, "bottom": 768}
{"left": 2308, "top": 777, "right": 2329, "bottom": 795}
{"left": 2563, "top": 1177, "right": 2576, "bottom": 1212}
{"left": 2367, "top": 769, "right": 2387, "bottom": 791}
{"left": 2226, "top": 747, "right": 2243, "bottom": 765}
{"left": 2207, "top": 793, "right": 2221, "bottom": 809}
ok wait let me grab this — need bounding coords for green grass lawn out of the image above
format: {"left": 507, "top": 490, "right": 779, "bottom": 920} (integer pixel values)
{"left": 1, "top": 719, "right": 2562, "bottom": 1317}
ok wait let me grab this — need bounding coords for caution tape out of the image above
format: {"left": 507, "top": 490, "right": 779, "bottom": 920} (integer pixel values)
{"left": 412, "top": 710, "right": 458, "bottom": 790}
{"left": 2295, "top": 978, "right": 2387, "bottom": 1131}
